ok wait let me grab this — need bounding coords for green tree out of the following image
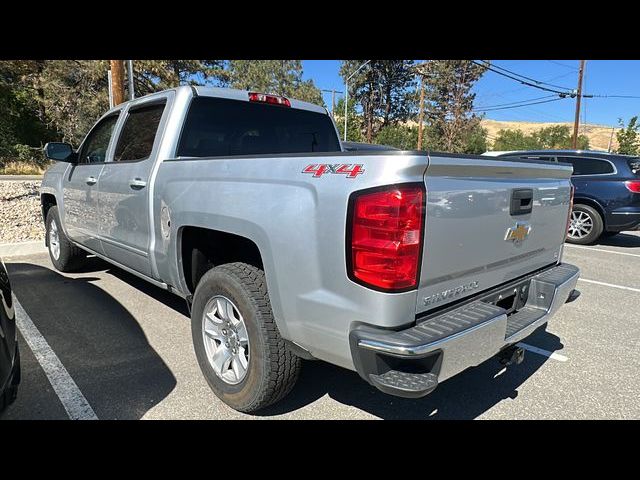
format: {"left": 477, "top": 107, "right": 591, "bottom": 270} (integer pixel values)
{"left": 132, "top": 60, "right": 222, "bottom": 96}
{"left": 421, "top": 60, "right": 487, "bottom": 153}
{"left": 334, "top": 97, "right": 363, "bottom": 142}
{"left": 616, "top": 116, "right": 639, "bottom": 155}
{"left": 463, "top": 123, "right": 489, "bottom": 154}
{"left": 533, "top": 125, "right": 589, "bottom": 149}
{"left": 221, "top": 60, "right": 323, "bottom": 105}
{"left": 375, "top": 124, "right": 418, "bottom": 150}
{"left": 492, "top": 125, "right": 589, "bottom": 151}
{"left": 0, "top": 60, "right": 225, "bottom": 148}
{"left": 0, "top": 60, "right": 58, "bottom": 163}
{"left": 339, "top": 60, "right": 416, "bottom": 142}
{"left": 492, "top": 129, "right": 539, "bottom": 151}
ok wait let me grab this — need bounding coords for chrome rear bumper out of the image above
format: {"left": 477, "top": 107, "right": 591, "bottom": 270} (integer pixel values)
{"left": 349, "top": 263, "right": 580, "bottom": 398}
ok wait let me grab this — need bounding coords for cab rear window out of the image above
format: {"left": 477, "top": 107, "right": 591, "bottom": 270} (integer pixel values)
{"left": 176, "top": 97, "right": 341, "bottom": 157}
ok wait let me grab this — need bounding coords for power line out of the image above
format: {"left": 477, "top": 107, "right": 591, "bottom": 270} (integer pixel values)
{"left": 589, "top": 94, "right": 640, "bottom": 99}
{"left": 474, "top": 60, "right": 572, "bottom": 95}
{"left": 477, "top": 60, "right": 640, "bottom": 100}
{"left": 483, "top": 61, "right": 573, "bottom": 91}
{"left": 473, "top": 97, "right": 567, "bottom": 113}
{"left": 473, "top": 94, "right": 556, "bottom": 110}
{"left": 546, "top": 60, "right": 578, "bottom": 70}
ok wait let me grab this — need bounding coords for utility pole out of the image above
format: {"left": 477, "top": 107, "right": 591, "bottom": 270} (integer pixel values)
{"left": 572, "top": 60, "right": 586, "bottom": 149}
{"left": 607, "top": 126, "right": 615, "bottom": 152}
{"left": 107, "top": 70, "right": 114, "bottom": 108}
{"left": 417, "top": 75, "right": 426, "bottom": 150}
{"left": 413, "top": 61, "right": 429, "bottom": 150}
{"left": 344, "top": 60, "right": 371, "bottom": 141}
{"left": 109, "top": 60, "right": 125, "bottom": 106}
{"left": 331, "top": 89, "right": 336, "bottom": 116}
{"left": 127, "top": 60, "right": 135, "bottom": 100}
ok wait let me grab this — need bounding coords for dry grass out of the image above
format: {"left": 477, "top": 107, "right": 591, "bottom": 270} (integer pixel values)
{"left": 0, "top": 161, "right": 46, "bottom": 176}
{"left": 481, "top": 119, "right": 619, "bottom": 151}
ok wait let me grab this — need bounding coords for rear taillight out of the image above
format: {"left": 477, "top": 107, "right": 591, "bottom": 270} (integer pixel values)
{"left": 248, "top": 92, "right": 291, "bottom": 107}
{"left": 566, "top": 184, "right": 575, "bottom": 234}
{"left": 348, "top": 184, "right": 425, "bottom": 292}
{"left": 625, "top": 180, "right": 640, "bottom": 193}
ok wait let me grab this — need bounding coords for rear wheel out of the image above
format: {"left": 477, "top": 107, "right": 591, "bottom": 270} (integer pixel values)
{"left": 191, "top": 262, "right": 301, "bottom": 413}
{"left": 46, "top": 206, "right": 86, "bottom": 272}
{"left": 567, "top": 204, "right": 603, "bottom": 245}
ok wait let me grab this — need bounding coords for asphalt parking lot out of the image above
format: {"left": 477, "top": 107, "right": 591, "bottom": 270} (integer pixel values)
{"left": 2, "top": 232, "right": 639, "bottom": 420}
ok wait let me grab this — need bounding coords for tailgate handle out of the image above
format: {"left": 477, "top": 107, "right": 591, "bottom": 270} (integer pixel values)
{"left": 510, "top": 188, "right": 533, "bottom": 216}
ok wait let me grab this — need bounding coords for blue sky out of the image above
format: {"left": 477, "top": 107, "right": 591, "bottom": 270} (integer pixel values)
{"left": 302, "top": 60, "right": 640, "bottom": 127}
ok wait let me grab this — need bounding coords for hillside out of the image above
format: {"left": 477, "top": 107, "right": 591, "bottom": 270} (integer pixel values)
{"left": 481, "top": 119, "right": 619, "bottom": 152}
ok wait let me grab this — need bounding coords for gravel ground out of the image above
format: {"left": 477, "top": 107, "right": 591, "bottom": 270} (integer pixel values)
{"left": 0, "top": 181, "right": 44, "bottom": 243}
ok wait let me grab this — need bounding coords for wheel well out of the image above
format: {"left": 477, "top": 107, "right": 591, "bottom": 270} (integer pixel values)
{"left": 180, "top": 226, "right": 264, "bottom": 294}
{"left": 573, "top": 198, "right": 606, "bottom": 229}
{"left": 41, "top": 193, "right": 57, "bottom": 222}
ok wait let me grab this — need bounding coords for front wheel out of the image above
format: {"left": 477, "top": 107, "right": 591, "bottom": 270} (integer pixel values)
{"left": 45, "top": 206, "right": 86, "bottom": 272}
{"left": 191, "top": 262, "right": 301, "bottom": 413}
{"left": 566, "top": 204, "right": 604, "bottom": 245}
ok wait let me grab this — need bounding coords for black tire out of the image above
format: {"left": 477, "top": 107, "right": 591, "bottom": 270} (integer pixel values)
{"left": 566, "top": 204, "right": 604, "bottom": 245}
{"left": 0, "top": 347, "right": 20, "bottom": 413}
{"left": 45, "top": 206, "right": 86, "bottom": 272}
{"left": 191, "top": 262, "right": 301, "bottom": 413}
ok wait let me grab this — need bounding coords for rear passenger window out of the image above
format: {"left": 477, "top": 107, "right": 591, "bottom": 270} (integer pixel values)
{"left": 557, "top": 157, "right": 614, "bottom": 176}
{"left": 114, "top": 102, "right": 166, "bottom": 162}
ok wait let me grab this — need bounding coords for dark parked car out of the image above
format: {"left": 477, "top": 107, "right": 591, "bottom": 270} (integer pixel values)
{"left": 0, "top": 257, "right": 20, "bottom": 414}
{"left": 485, "top": 150, "right": 640, "bottom": 244}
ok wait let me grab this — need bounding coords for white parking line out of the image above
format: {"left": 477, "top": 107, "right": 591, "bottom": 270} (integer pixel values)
{"left": 578, "top": 278, "right": 640, "bottom": 293}
{"left": 517, "top": 342, "right": 568, "bottom": 362}
{"left": 13, "top": 295, "right": 98, "bottom": 420}
{"left": 564, "top": 244, "right": 640, "bottom": 258}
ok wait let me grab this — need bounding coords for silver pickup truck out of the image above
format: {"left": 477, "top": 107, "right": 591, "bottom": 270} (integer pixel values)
{"left": 40, "top": 86, "right": 580, "bottom": 412}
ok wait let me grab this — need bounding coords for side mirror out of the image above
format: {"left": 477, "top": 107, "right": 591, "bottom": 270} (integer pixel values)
{"left": 44, "top": 142, "right": 77, "bottom": 163}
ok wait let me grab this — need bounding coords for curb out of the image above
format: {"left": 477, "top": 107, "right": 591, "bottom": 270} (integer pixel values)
{"left": 0, "top": 240, "right": 47, "bottom": 258}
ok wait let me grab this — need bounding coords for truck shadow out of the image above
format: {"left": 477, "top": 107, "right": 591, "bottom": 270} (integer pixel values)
{"left": 595, "top": 232, "right": 640, "bottom": 248}
{"left": 261, "top": 326, "right": 564, "bottom": 420}
{"left": 73, "top": 256, "right": 189, "bottom": 316}
{"left": 5, "top": 262, "right": 177, "bottom": 420}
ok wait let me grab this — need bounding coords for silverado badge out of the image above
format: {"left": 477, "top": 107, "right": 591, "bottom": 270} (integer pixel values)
{"left": 505, "top": 222, "right": 532, "bottom": 243}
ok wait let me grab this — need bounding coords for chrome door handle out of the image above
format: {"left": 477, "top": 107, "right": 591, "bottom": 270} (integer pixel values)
{"left": 85, "top": 176, "right": 97, "bottom": 186}
{"left": 129, "top": 178, "right": 147, "bottom": 189}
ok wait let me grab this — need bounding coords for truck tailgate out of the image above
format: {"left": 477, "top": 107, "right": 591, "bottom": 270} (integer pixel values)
{"left": 416, "top": 155, "right": 573, "bottom": 315}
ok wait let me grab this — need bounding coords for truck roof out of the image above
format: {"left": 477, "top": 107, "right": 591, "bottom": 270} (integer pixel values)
{"left": 104, "top": 85, "right": 328, "bottom": 116}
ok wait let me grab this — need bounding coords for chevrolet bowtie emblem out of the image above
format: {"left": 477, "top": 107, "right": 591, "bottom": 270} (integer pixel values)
{"left": 505, "top": 222, "right": 531, "bottom": 243}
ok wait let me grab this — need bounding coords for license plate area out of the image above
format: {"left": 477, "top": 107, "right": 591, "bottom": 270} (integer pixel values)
{"left": 483, "top": 279, "right": 531, "bottom": 315}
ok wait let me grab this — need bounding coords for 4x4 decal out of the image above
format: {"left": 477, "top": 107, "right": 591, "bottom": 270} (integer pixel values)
{"left": 302, "top": 164, "right": 365, "bottom": 178}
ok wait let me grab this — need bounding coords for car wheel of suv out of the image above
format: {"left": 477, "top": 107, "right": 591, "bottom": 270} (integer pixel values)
{"left": 46, "top": 206, "right": 86, "bottom": 272}
{"left": 191, "top": 262, "right": 301, "bottom": 413}
{"left": 567, "top": 204, "right": 603, "bottom": 245}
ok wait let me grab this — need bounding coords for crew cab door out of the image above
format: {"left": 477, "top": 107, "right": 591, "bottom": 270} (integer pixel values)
{"left": 62, "top": 113, "right": 120, "bottom": 252}
{"left": 97, "top": 96, "right": 169, "bottom": 278}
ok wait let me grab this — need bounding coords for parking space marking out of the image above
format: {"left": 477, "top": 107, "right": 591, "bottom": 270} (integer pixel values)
{"left": 564, "top": 244, "right": 640, "bottom": 258}
{"left": 517, "top": 343, "right": 568, "bottom": 362}
{"left": 13, "top": 295, "right": 98, "bottom": 420}
{"left": 578, "top": 278, "right": 640, "bottom": 293}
